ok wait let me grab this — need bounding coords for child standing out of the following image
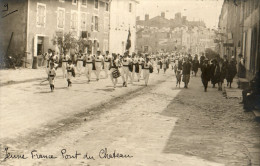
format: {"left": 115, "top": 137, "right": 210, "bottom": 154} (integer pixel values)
{"left": 47, "top": 62, "right": 56, "bottom": 92}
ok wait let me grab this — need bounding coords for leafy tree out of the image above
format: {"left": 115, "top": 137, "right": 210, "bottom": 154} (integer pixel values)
{"left": 52, "top": 32, "right": 78, "bottom": 54}
{"left": 205, "top": 48, "right": 219, "bottom": 60}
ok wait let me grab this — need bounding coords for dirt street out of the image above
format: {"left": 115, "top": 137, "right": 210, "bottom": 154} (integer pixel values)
{"left": 0, "top": 71, "right": 259, "bottom": 166}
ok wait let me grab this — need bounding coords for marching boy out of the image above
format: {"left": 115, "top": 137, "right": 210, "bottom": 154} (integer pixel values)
{"left": 47, "top": 62, "right": 56, "bottom": 92}
{"left": 67, "top": 59, "right": 75, "bottom": 87}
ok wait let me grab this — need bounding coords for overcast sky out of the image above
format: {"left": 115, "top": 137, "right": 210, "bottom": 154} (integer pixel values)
{"left": 136, "top": 0, "right": 224, "bottom": 29}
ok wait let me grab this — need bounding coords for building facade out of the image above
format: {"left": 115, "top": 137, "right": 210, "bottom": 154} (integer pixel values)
{"left": 218, "top": 0, "right": 260, "bottom": 80}
{"left": 136, "top": 13, "right": 216, "bottom": 54}
{"left": 109, "top": 0, "right": 138, "bottom": 55}
{"left": 1, "top": 0, "right": 110, "bottom": 67}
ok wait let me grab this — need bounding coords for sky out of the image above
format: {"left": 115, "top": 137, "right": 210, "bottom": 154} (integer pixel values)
{"left": 136, "top": 0, "right": 224, "bottom": 29}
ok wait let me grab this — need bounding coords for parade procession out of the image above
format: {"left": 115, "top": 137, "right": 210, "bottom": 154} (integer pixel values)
{"left": 1, "top": 0, "right": 260, "bottom": 166}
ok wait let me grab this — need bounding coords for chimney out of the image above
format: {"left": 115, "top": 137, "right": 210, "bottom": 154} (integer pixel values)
{"left": 161, "top": 12, "right": 165, "bottom": 18}
{"left": 145, "top": 14, "right": 149, "bottom": 21}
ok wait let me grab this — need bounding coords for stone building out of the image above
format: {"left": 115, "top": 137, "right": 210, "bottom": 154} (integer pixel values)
{"left": 0, "top": 0, "right": 110, "bottom": 67}
{"left": 218, "top": 0, "right": 260, "bottom": 80}
{"left": 109, "top": 0, "right": 138, "bottom": 55}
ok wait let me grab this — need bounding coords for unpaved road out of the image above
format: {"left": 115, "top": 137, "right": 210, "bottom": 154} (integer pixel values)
{"left": 1, "top": 73, "right": 259, "bottom": 166}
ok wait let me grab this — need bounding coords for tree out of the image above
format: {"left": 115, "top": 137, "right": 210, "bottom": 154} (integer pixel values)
{"left": 52, "top": 32, "right": 78, "bottom": 54}
{"left": 77, "top": 37, "right": 90, "bottom": 52}
{"left": 205, "top": 48, "right": 219, "bottom": 60}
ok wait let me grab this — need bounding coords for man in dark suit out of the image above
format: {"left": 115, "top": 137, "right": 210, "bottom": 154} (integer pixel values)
{"left": 201, "top": 58, "right": 211, "bottom": 92}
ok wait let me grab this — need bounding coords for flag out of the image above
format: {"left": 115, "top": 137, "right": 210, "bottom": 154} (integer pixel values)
{"left": 126, "top": 29, "right": 131, "bottom": 50}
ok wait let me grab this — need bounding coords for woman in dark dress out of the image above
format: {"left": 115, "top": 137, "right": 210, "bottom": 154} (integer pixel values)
{"left": 214, "top": 59, "right": 227, "bottom": 91}
{"left": 192, "top": 57, "right": 200, "bottom": 77}
{"left": 226, "top": 57, "right": 237, "bottom": 88}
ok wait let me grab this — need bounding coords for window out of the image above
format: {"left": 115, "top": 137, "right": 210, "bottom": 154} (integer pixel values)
{"left": 37, "top": 3, "right": 46, "bottom": 27}
{"left": 94, "top": 0, "right": 99, "bottom": 9}
{"left": 95, "top": 16, "right": 99, "bottom": 31}
{"left": 82, "top": 0, "right": 87, "bottom": 7}
{"left": 71, "top": 11, "right": 78, "bottom": 30}
{"left": 91, "top": 15, "right": 99, "bottom": 31}
{"left": 57, "top": 8, "right": 65, "bottom": 29}
{"left": 129, "top": 3, "right": 132, "bottom": 12}
{"left": 105, "top": 3, "right": 109, "bottom": 11}
{"left": 81, "top": 12, "right": 87, "bottom": 30}
{"left": 72, "top": 0, "right": 77, "bottom": 5}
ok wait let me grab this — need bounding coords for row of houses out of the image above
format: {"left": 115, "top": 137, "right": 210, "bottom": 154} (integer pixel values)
{"left": 0, "top": 0, "right": 138, "bottom": 67}
{"left": 136, "top": 12, "right": 216, "bottom": 54}
{"left": 217, "top": 0, "right": 260, "bottom": 80}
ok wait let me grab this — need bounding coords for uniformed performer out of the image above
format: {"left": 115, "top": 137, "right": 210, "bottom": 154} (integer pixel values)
{"left": 143, "top": 56, "right": 153, "bottom": 86}
{"left": 67, "top": 59, "right": 75, "bottom": 87}
{"left": 156, "top": 57, "right": 162, "bottom": 74}
{"left": 103, "top": 51, "right": 112, "bottom": 78}
{"left": 61, "top": 52, "right": 70, "bottom": 79}
{"left": 121, "top": 52, "right": 132, "bottom": 87}
{"left": 137, "top": 54, "right": 145, "bottom": 82}
{"left": 47, "top": 49, "right": 59, "bottom": 70}
{"left": 76, "top": 50, "right": 84, "bottom": 76}
{"left": 47, "top": 62, "right": 56, "bottom": 92}
{"left": 84, "top": 50, "right": 94, "bottom": 82}
{"left": 128, "top": 54, "right": 134, "bottom": 84}
{"left": 110, "top": 54, "right": 120, "bottom": 88}
{"left": 132, "top": 53, "right": 139, "bottom": 81}
{"left": 162, "top": 57, "right": 167, "bottom": 74}
{"left": 94, "top": 50, "right": 104, "bottom": 81}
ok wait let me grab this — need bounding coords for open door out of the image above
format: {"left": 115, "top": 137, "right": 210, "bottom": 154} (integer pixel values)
{"left": 43, "top": 36, "right": 49, "bottom": 53}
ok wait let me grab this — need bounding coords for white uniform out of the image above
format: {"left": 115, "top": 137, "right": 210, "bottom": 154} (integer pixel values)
{"left": 143, "top": 61, "right": 152, "bottom": 86}
{"left": 76, "top": 54, "right": 84, "bottom": 75}
{"left": 110, "top": 59, "right": 120, "bottom": 88}
{"left": 61, "top": 54, "right": 70, "bottom": 78}
{"left": 47, "top": 68, "right": 56, "bottom": 85}
{"left": 121, "top": 57, "right": 131, "bottom": 86}
{"left": 104, "top": 54, "right": 112, "bottom": 78}
{"left": 84, "top": 54, "right": 93, "bottom": 81}
{"left": 137, "top": 57, "right": 144, "bottom": 81}
{"left": 94, "top": 55, "right": 104, "bottom": 80}
{"left": 132, "top": 57, "right": 138, "bottom": 81}
{"left": 67, "top": 64, "right": 75, "bottom": 80}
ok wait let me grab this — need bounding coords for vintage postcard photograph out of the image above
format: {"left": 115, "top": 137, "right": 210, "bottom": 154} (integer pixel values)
{"left": 0, "top": 0, "right": 259, "bottom": 165}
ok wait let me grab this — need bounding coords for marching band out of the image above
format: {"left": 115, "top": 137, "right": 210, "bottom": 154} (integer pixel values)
{"left": 45, "top": 49, "right": 201, "bottom": 92}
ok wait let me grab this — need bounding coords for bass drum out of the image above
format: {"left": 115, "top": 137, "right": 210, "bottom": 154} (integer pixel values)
{"left": 135, "top": 63, "right": 139, "bottom": 73}
{"left": 128, "top": 62, "right": 133, "bottom": 72}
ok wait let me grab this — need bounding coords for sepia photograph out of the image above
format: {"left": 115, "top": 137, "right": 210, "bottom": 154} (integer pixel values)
{"left": 0, "top": 0, "right": 259, "bottom": 165}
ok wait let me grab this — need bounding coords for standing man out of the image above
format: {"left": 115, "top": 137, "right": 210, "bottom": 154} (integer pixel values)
{"left": 61, "top": 51, "right": 70, "bottom": 79}
{"left": 132, "top": 53, "right": 138, "bottom": 81}
{"left": 137, "top": 54, "right": 144, "bottom": 82}
{"left": 76, "top": 50, "right": 84, "bottom": 76}
{"left": 94, "top": 50, "right": 104, "bottom": 81}
{"left": 182, "top": 57, "right": 192, "bottom": 88}
{"left": 104, "top": 51, "right": 112, "bottom": 79}
{"left": 121, "top": 52, "right": 131, "bottom": 87}
{"left": 143, "top": 56, "right": 153, "bottom": 86}
{"left": 84, "top": 50, "right": 94, "bottom": 82}
{"left": 201, "top": 59, "right": 211, "bottom": 92}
